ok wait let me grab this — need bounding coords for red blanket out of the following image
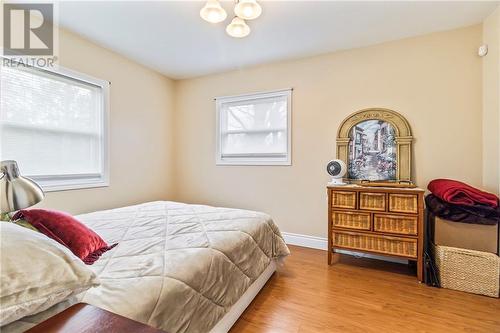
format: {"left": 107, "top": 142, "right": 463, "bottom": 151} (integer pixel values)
{"left": 428, "top": 179, "right": 499, "bottom": 208}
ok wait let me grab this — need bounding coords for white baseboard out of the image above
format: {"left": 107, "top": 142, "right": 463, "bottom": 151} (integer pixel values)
{"left": 282, "top": 232, "right": 408, "bottom": 264}
{"left": 281, "top": 232, "right": 327, "bottom": 250}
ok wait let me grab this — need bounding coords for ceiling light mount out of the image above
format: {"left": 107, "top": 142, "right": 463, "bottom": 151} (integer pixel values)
{"left": 199, "top": 0, "right": 262, "bottom": 38}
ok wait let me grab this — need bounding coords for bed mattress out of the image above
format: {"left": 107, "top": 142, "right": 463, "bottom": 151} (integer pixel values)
{"left": 8, "top": 201, "right": 289, "bottom": 333}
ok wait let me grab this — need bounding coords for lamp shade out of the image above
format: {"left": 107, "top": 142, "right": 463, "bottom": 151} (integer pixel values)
{"left": 226, "top": 17, "right": 250, "bottom": 38}
{"left": 234, "top": 0, "right": 262, "bottom": 20}
{"left": 200, "top": 0, "right": 227, "bottom": 24}
{"left": 0, "top": 160, "right": 44, "bottom": 213}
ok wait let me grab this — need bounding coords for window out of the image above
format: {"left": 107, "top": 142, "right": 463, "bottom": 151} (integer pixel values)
{"left": 0, "top": 63, "right": 109, "bottom": 191}
{"left": 216, "top": 89, "right": 292, "bottom": 165}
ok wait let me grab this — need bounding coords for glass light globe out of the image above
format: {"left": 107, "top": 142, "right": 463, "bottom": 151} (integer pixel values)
{"left": 226, "top": 17, "right": 250, "bottom": 38}
{"left": 200, "top": 0, "right": 227, "bottom": 24}
{"left": 234, "top": 0, "right": 262, "bottom": 20}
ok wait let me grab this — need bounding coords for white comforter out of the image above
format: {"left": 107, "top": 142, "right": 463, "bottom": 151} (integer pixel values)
{"left": 72, "top": 201, "right": 290, "bottom": 333}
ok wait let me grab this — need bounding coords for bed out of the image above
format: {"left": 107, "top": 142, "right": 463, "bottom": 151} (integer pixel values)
{"left": 3, "top": 201, "right": 290, "bottom": 333}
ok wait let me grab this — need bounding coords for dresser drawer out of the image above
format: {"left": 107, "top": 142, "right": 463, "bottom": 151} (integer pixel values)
{"left": 331, "top": 191, "right": 356, "bottom": 209}
{"left": 332, "top": 211, "right": 370, "bottom": 231}
{"left": 389, "top": 194, "right": 418, "bottom": 214}
{"left": 333, "top": 231, "right": 417, "bottom": 258}
{"left": 359, "top": 192, "right": 386, "bottom": 211}
{"left": 374, "top": 214, "right": 418, "bottom": 235}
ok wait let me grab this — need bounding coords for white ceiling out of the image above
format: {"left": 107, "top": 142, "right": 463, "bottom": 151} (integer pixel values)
{"left": 58, "top": 1, "right": 498, "bottom": 79}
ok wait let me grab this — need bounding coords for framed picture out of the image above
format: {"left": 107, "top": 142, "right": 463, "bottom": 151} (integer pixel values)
{"left": 348, "top": 119, "right": 396, "bottom": 180}
{"left": 336, "top": 108, "right": 413, "bottom": 183}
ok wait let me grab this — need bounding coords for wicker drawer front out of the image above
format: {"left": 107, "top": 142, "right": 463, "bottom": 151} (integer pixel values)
{"left": 359, "top": 192, "right": 386, "bottom": 211}
{"left": 331, "top": 191, "right": 356, "bottom": 209}
{"left": 389, "top": 194, "right": 418, "bottom": 214}
{"left": 333, "top": 231, "right": 417, "bottom": 258}
{"left": 374, "top": 214, "right": 418, "bottom": 235}
{"left": 332, "top": 211, "right": 370, "bottom": 231}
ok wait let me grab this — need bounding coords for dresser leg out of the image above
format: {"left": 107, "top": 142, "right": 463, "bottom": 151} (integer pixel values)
{"left": 329, "top": 250, "right": 340, "bottom": 265}
{"left": 408, "top": 259, "right": 423, "bottom": 282}
{"left": 417, "top": 257, "right": 423, "bottom": 283}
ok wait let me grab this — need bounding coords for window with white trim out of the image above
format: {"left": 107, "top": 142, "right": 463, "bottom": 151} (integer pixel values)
{"left": 0, "top": 63, "right": 109, "bottom": 191}
{"left": 216, "top": 89, "right": 292, "bottom": 165}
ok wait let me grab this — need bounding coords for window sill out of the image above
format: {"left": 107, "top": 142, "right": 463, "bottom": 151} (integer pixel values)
{"left": 30, "top": 175, "right": 109, "bottom": 192}
{"left": 216, "top": 158, "right": 291, "bottom": 166}
{"left": 40, "top": 181, "right": 109, "bottom": 192}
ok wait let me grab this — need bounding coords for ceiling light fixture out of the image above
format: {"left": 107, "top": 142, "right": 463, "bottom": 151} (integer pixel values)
{"left": 226, "top": 17, "right": 250, "bottom": 38}
{"left": 200, "top": 0, "right": 227, "bottom": 24}
{"left": 234, "top": 0, "right": 262, "bottom": 20}
{"left": 200, "top": 0, "right": 261, "bottom": 38}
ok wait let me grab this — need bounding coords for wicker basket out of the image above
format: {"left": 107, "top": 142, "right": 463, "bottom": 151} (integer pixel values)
{"left": 433, "top": 244, "right": 500, "bottom": 298}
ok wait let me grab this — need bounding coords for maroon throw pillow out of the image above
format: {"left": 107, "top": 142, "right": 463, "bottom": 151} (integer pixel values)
{"left": 13, "top": 209, "right": 117, "bottom": 265}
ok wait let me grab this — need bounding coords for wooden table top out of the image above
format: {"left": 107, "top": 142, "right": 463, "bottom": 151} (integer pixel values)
{"left": 25, "top": 303, "right": 166, "bottom": 333}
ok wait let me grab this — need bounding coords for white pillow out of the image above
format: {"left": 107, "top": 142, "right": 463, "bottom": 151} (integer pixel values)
{"left": 0, "top": 222, "right": 99, "bottom": 326}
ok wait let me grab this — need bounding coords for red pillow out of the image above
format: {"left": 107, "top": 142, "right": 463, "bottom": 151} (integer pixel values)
{"left": 13, "top": 209, "right": 117, "bottom": 264}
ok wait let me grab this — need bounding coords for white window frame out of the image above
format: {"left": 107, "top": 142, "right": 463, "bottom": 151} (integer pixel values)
{"left": 0, "top": 62, "right": 110, "bottom": 192}
{"left": 215, "top": 88, "right": 292, "bottom": 166}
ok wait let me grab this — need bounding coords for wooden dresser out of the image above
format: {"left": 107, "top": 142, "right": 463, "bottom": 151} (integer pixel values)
{"left": 327, "top": 185, "right": 425, "bottom": 282}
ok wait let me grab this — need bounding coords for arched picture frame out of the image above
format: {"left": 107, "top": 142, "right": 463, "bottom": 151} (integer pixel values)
{"left": 336, "top": 108, "right": 413, "bottom": 182}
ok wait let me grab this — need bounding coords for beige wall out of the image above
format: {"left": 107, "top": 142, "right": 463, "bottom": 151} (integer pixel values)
{"left": 482, "top": 6, "right": 500, "bottom": 195}
{"left": 174, "top": 25, "right": 483, "bottom": 237}
{"left": 5, "top": 18, "right": 489, "bottom": 238}
{"left": 37, "top": 27, "right": 176, "bottom": 214}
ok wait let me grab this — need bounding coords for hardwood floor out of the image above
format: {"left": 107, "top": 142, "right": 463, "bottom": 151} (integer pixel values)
{"left": 230, "top": 245, "right": 500, "bottom": 333}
